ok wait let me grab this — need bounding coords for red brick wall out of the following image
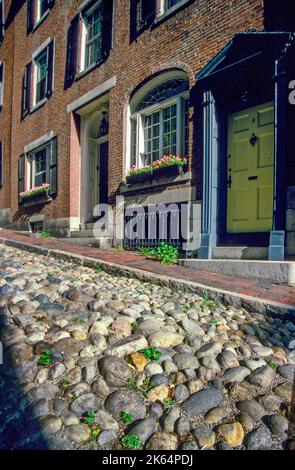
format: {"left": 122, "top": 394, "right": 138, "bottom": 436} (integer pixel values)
{"left": 0, "top": 0, "right": 14, "bottom": 213}
{"left": 0, "top": 0, "right": 265, "bottom": 224}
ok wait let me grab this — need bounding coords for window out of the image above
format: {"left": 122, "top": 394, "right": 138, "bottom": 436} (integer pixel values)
{"left": 65, "top": 0, "right": 113, "bottom": 84}
{"left": 129, "top": 77, "right": 189, "bottom": 168}
{"left": 23, "top": 136, "right": 58, "bottom": 196}
{"left": 84, "top": 4, "right": 103, "bottom": 69}
{"left": 0, "top": 61, "right": 3, "bottom": 110}
{"left": 0, "top": 140, "right": 3, "bottom": 187}
{"left": 34, "top": 147, "right": 48, "bottom": 186}
{"left": 35, "top": 48, "right": 48, "bottom": 104}
{"left": 27, "top": 0, "right": 55, "bottom": 33}
{"left": 22, "top": 39, "right": 54, "bottom": 117}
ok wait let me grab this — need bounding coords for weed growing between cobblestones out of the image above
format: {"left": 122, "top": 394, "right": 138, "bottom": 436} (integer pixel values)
{"left": 202, "top": 293, "right": 220, "bottom": 309}
{"left": 37, "top": 349, "right": 53, "bottom": 367}
{"left": 120, "top": 411, "right": 134, "bottom": 424}
{"left": 139, "top": 346, "right": 161, "bottom": 361}
{"left": 59, "top": 379, "right": 70, "bottom": 393}
{"left": 266, "top": 360, "right": 277, "bottom": 370}
{"left": 121, "top": 434, "right": 142, "bottom": 449}
{"left": 131, "top": 321, "right": 140, "bottom": 331}
{"left": 125, "top": 377, "right": 154, "bottom": 397}
{"left": 83, "top": 411, "right": 101, "bottom": 439}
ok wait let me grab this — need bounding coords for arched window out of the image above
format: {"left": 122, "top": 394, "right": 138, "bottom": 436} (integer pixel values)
{"left": 128, "top": 72, "right": 189, "bottom": 170}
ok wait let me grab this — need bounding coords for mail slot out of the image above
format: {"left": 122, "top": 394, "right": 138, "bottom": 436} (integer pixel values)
{"left": 248, "top": 176, "right": 258, "bottom": 181}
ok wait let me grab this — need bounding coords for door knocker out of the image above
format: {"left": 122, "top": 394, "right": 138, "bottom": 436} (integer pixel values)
{"left": 249, "top": 133, "right": 258, "bottom": 147}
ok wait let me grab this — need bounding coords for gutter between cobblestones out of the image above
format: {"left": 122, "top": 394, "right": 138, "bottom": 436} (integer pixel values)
{"left": 0, "top": 237, "right": 294, "bottom": 319}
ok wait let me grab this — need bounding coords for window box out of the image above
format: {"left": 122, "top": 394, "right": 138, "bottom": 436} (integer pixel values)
{"left": 20, "top": 185, "right": 51, "bottom": 205}
{"left": 126, "top": 172, "right": 152, "bottom": 185}
{"left": 152, "top": 163, "right": 188, "bottom": 179}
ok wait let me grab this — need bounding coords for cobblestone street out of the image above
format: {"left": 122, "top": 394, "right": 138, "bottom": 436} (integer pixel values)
{"left": 0, "top": 245, "right": 294, "bottom": 450}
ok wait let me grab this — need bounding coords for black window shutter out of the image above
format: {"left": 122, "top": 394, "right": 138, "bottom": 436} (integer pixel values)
{"left": 0, "top": 0, "right": 4, "bottom": 43}
{"left": 0, "top": 62, "right": 3, "bottom": 109}
{"left": 102, "top": 0, "right": 113, "bottom": 60}
{"left": 49, "top": 137, "right": 57, "bottom": 196}
{"left": 0, "top": 141, "right": 3, "bottom": 187}
{"left": 140, "top": 0, "right": 156, "bottom": 24}
{"left": 22, "top": 62, "right": 32, "bottom": 118}
{"left": 27, "top": 0, "right": 35, "bottom": 34}
{"left": 18, "top": 155, "right": 25, "bottom": 199}
{"left": 46, "top": 40, "right": 54, "bottom": 97}
{"left": 65, "top": 14, "right": 80, "bottom": 88}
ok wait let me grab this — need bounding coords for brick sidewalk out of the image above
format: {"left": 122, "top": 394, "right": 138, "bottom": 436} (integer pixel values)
{"left": 0, "top": 229, "right": 295, "bottom": 309}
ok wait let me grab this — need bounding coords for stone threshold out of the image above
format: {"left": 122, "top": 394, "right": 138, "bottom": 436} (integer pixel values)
{"left": 0, "top": 235, "right": 294, "bottom": 318}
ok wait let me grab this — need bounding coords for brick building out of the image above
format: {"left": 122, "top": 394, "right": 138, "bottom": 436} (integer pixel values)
{"left": 0, "top": 0, "right": 295, "bottom": 260}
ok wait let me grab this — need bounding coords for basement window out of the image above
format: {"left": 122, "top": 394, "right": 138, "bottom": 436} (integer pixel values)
{"left": 30, "top": 221, "right": 44, "bottom": 234}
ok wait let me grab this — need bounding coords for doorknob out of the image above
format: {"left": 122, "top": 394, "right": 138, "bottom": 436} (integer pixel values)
{"left": 249, "top": 133, "right": 258, "bottom": 147}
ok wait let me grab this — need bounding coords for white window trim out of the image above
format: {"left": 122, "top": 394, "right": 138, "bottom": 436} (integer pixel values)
{"left": 36, "top": 0, "right": 48, "bottom": 22}
{"left": 33, "top": 48, "right": 48, "bottom": 107}
{"left": 130, "top": 91, "right": 189, "bottom": 170}
{"left": 80, "top": 0, "right": 103, "bottom": 73}
{"left": 31, "top": 38, "right": 53, "bottom": 110}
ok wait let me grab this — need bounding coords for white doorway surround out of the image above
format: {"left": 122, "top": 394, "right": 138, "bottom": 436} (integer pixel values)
{"left": 80, "top": 103, "right": 109, "bottom": 227}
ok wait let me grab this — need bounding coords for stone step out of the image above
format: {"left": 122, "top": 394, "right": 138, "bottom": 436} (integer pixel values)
{"left": 179, "top": 259, "right": 295, "bottom": 284}
{"left": 85, "top": 222, "right": 95, "bottom": 230}
{"left": 60, "top": 238, "right": 112, "bottom": 248}
{"left": 71, "top": 230, "right": 95, "bottom": 238}
{"left": 212, "top": 246, "right": 268, "bottom": 260}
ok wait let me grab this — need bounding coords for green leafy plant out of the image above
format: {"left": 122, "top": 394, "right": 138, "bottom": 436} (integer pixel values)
{"left": 267, "top": 360, "right": 277, "bottom": 370}
{"left": 202, "top": 294, "right": 220, "bottom": 309}
{"left": 120, "top": 411, "right": 134, "bottom": 424}
{"left": 59, "top": 378, "right": 70, "bottom": 392}
{"left": 164, "top": 398, "right": 175, "bottom": 407}
{"left": 125, "top": 377, "right": 154, "bottom": 397}
{"left": 121, "top": 434, "right": 142, "bottom": 449}
{"left": 71, "top": 391, "right": 79, "bottom": 400}
{"left": 47, "top": 273, "right": 55, "bottom": 281}
{"left": 73, "top": 317, "right": 86, "bottom": 324}
{"left": 83, "top": 410, "right": 101, "bottom": 439}
{"left": 40, "top": 231, "right": 52, "bottom": 239}
{"left": 95, "top": 266, "right": 102, "bottom": 273}
{"left": 37, "top": 349, "right": 53, "bottom": 367}
{"left": 128, "top": 156, "right": 187, "bottom": 177}
{"left": 139, "top": 242, "right": 178, "bottom": 265}
{"left": 183, "top": 302, "right": 193, "bottom": 312}
{"left": 139, "top": 346, "right": 161, "bottom": 361}
{"left": 131, "top": 321, "right": 140, "bottom": 331}
{"left": 85, "top": 410, "right": 96, "bottom": 426}
{"left": 210, "top": 319, "right": 219, "bottom": 325}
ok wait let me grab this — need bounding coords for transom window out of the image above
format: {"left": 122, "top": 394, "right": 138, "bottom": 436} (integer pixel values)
{"left": 35, "top": 49, "right": 48, "bottom": 104}
{"left": 130, "top": 77, "right": 189, "bottom": 168}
